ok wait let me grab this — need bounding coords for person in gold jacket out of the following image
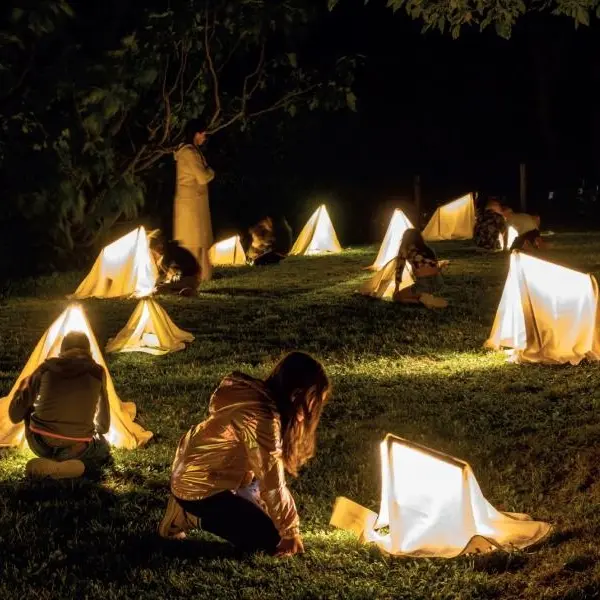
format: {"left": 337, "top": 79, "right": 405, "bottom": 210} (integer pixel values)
{"left": 159, "top": 352, "right": 330, "bottom": 557}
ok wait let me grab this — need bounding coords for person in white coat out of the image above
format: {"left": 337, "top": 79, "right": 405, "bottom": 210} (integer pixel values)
{"left": 173, "top": 119, "right": 215, "bottom": 282}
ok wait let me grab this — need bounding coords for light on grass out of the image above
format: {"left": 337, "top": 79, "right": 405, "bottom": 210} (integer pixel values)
{"left": 367, "top": 209, "right": 414, "bottom": 271}
{"left": 331, "top": 434, "right": 551, "bottom": 558}
{"left": 208, "top": 235, "right": 246, "bottom": 266}
{"left": 106, "top": 298, "right": 194, "bottom": 356}
{"left": 485, "top": 252, "right": 600, "bottom": 364}
{"left": 422, "top": 193, "right": 475, "bottom": 241}
{"left": 71, "top": 226, "right": 158, "bottom": 299}
{"left": 289, "top": 205, "right": 342, "bottom": 256}
{"left": 0, "top": 303, "right": 153, "bottom": 449}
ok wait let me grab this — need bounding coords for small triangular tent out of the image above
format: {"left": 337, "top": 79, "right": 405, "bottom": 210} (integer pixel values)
{"left": 367, "top": 209, "right": 414, "bottom": 271}
{"left": 485, "top": 252, "right": 600, "bottom": 364}
{"left": 209, "top": 235, "right": 246, "bottom": 266}
{"left": 331, "top": 434, "right": 551, "bottom": 558}
{"left": 289, "top": 205, "right": 342, "bottom": 256}
{"left": 422, "top": 193, "right": 476, "bottom": 241}
{"left": 359, "top": 257, "right": 415, "bottom": 300}
{"left": 0, "top": 304, "right": 153, "bottom": 449}
{"left": 71, "top": 226, "right": 158, "bottom": 299}
{"left": 106, "top": 298, "right": 194, "bottom": 355}
{"left": 498, "top": 226, "right": 519, "bottom": 251}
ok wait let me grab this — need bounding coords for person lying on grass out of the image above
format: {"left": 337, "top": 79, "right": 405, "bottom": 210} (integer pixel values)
{"left": 8, "top": 331, "right": 111, "bottom": 479}
{"left": 392, "top": 228, "right": 448, "bottom": 309}
{"left": 159, "top": 351, "right": 330, "bottom": 557}
{"left": 502, "top": 207, "right": 544, "bottom": 251}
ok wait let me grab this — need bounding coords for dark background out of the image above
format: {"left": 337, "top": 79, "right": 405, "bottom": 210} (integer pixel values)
{"left": 191, "top": 0, "right": 600, "bottom": 245}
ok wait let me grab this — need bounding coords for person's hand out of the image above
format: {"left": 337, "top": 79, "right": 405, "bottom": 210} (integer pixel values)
{"left": 275, "top": 535, "right": 304, "bottom": 557}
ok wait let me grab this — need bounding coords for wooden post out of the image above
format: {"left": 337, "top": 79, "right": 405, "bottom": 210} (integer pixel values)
{"left": 519, "top": 163, "right": 527, "bottom": 212}
{"left": 413, "top": 174, "right": 421, "bottom": 227}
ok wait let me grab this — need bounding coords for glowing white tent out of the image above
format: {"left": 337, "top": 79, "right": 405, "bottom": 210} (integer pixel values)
{"left": 106, "top": 298, "right": 194, "bottom": 355}
{"left": 499, "top": 226, "right": 519, "bottom": 251}
{"left": 485, "top": 252, "right": 600, "bottom": 364}
{"left": 367, "top": 209, "right": 414, "bottom": 271}
{"left": 289, "top": 205, "right": 342, "bottom": 256}
{"left": 209, "top": 235, "right": 246, "bottom": 266}
{"left": 359, "top": 257, "right": 415, "bottom": 300}
{"left": 331, "top": 434, "right": 551, "bottom": 558}
{"left": 71, "top": 227, "right": 158, "bottom": 299}
{"left": 422, "top": 193, "right": 476, "bottom": 241}
{"left": 0, "top": 304, "right": 153, "bottom": 449}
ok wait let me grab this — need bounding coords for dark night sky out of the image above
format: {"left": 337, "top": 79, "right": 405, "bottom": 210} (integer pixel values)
{"left": 291, "top": 0, "right": 600, "bottom": 214}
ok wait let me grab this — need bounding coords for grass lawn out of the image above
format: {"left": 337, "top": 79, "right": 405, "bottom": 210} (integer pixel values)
{"left": 2, "top": 233, "right": 600, "bottom": 599}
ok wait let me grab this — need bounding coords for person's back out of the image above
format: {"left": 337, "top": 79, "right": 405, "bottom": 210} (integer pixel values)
{"left": 9, "top": 331, "right": 111, "bottom": 479}
{"left": 506, "top": 212, "right": 538, "bottom": 236}
{"left": 28, "top": 351, "right": 106, "bottom": 441}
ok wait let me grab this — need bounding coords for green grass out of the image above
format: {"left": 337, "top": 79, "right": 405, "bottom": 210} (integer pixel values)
{"left": 2, "top": 234, "right": 600, "bottom": 599}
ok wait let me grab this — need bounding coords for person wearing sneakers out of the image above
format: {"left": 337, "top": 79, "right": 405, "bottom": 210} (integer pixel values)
{"left": 8, "top": 331, "right": 111, "bottom": 479}
{"left": 392, "top": 228, "right": 448, "bottom": 309}
{"left": 159, "top": 351, "right": 330, "bottom": 557}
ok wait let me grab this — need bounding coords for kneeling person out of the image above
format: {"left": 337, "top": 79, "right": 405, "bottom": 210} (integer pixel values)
{"left": 9, "top": 332, "right": 111, "bottom": 479}
{"left": 159, "top": 352, "right": 330, "bottom": 556}
{"left": 503, "top": 208, "right": 543, "bottom": 251}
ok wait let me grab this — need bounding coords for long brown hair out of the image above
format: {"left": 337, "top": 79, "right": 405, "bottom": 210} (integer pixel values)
{"left": 265, "top": 352, "right": 330, "bottom": 476}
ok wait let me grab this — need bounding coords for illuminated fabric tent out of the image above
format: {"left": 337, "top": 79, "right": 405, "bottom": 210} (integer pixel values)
{"left": 331, "top": 434, "right": 551, "bottom": 558}
{"left": 499, "top": 226, "right": 519, "bottom": 251}
{"left": 359, "top": 257, "right": 415, "bottom": 300}
{"left": 289, "top": 205, "right": 342, "bottom": 256}
{"left": 71, "top": 227, "right": 158, "bottom": 299}
{"left": 367, "top": 209, "right": 414, "bottom": 271}
{"left": 0, "top": 304, "right": 153, "bottom": 449}
{"left": 485, "top": 252, "right": 600, "bottom": 364}
{"left": 106, "top": 298, "right": 194, "bottom": 355}
{"left": 209, "top": 235, "right": 246, "bottom": 266}
{"left": 422, "top": 193, "right": 475, "bottom": 241}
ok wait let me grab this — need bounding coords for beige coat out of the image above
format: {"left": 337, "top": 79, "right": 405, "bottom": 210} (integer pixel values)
{"left": 173, "top": 144, "right": 215, "bottom": 253}
{"left": 170, "top": 372, "right": 300, "bottom": 539}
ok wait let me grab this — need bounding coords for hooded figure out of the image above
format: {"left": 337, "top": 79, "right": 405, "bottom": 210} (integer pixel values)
{"left": 173, "top": 118, "right": 215, "bottom": 282}
{"left": 9, "top": 331, "right": 111, "bottom": 479}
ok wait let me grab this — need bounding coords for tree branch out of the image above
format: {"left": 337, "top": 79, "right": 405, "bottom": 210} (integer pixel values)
{"left": 205, "top": 6, "right": 221, "bottom": 127}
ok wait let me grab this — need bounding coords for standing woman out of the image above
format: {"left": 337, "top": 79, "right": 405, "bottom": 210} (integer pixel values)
{"left": 173, "top": 118, "right": 215, "bottom": 282}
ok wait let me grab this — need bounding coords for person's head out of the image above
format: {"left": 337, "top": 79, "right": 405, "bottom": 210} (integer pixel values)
{"left": 265, "top": 352, "right": 330, "bottom": 476}
{"left": 501, "top": 205, "right": 514, "bottom": 218}
{"left": 148, "top": 229, "right": 165, "bottom": 254}
{"left": 486, "top": 198, "right": 503, "bottom": 214}
{"left": 60, "top": 331, "right": 91, "bottom": 355}
{"left": 184, "top": 118, "right": 209, "bottom": 147}
{"left": 400, "top": 228, "right": 427, "bottom": 252}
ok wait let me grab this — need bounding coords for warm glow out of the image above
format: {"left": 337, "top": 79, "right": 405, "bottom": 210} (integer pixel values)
{"left": 422, "top": 193, "right": 475, "bottom": 241}
{"left": 71, "top": 226, "right": 157, "bottom": 299}
{"left": 359, "top": 257, "right": 415, "bottom": 299}
{"left": 486, "top": 252, "right": 600, "bottom": 364}
{"left": 209, "top": 235, "right": 246, "bottom": 266}
{"left": 0, "top": 303, "right": 153, "bottom": 449}
{"left": 499, "top": 226, "right": 519, "bottom": 251}
{"left": 141, "top": 332, "right": 160, "bottom": 348}
{"left": 105, "top": 298, "right": 193, "bottom": 356}
{"left": 331, "top": 434, "right": 551, "bottom": 558}
{"left": 368, "top": 209, "right": 414, "bottom": 270}
{"left": 290, "top": 205, "right": 342, "bottom": 256}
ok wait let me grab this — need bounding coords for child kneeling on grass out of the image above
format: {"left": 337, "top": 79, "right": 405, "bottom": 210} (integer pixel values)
{"left": 393, "top": 228, "right": 448, "bottom": 309}
{"left": 9, "top": 332, "right": 111, "bottom": 479}
{"left": 159, "top": 351, "right": 330, "bottom": 557}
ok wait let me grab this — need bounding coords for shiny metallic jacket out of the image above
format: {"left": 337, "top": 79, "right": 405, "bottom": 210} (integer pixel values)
{"left": 170, "top": 372, "right": 299, "bottom": 538}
